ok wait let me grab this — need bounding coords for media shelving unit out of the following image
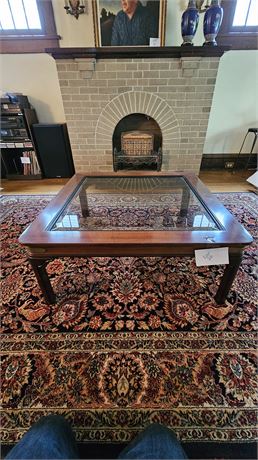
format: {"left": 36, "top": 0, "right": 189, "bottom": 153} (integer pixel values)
{"left": 1, "top": 97, "right": 42, "bottom": 180}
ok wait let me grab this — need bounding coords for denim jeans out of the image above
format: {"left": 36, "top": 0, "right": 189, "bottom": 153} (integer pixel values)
{"left": 6, "top": 415, "right": 188, "bottom": 459}
{"left": 119, "top": 423, "right": 188, "bottom": 459}
{"left": 5, "top": 415, "right": 79, "bottom": 459}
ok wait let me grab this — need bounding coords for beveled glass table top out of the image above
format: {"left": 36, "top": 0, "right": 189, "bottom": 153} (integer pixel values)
{"left": 50, "top": 176, "right": 220, "bottom": 232}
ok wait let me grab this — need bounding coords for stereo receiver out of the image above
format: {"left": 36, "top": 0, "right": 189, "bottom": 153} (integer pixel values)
{"left": 1, "top": 128, "right": 29, "bottom": 140}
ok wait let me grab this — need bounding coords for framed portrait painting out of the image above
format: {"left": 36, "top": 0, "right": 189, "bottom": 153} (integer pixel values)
{"left": 92, "top": 0, "right": 167, "bottom": 47}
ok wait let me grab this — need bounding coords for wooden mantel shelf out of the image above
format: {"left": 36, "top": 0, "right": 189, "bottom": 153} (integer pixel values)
{"left": 46, "top": 46, "right": 230, "bottom": 60}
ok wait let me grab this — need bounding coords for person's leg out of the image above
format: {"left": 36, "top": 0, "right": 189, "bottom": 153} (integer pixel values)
{"left": 118, "top": 423, "right": 188, "bottom": 459}
{"left": 5, "top": 414, "right": 79, "bottom": 459}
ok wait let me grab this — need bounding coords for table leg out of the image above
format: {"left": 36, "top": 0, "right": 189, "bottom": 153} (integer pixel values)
{"left": 79, "top": 187, "right": 89, "bottom": 217}
{"left": 176, "top": 187, "right": 190, "bottom": 226}
{"left": 180, "top": 187, "right": 190, "bottom": 218}
{"left": 214, "top": 251, "right": 243, "bottom": 304}
{"left": 29, "top": 258, "right": 56, "bottom": 304}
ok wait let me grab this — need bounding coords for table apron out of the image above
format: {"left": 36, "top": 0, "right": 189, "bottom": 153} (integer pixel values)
{"left": 25, "top": 245, "right": 245, "bottom": 259}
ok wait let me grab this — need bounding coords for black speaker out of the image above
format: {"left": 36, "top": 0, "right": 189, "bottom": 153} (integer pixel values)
{"left": 32, "top": 123, "right": 75, "bottom": 178}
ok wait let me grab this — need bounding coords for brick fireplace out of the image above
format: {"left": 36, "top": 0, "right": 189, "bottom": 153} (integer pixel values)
{"left": 49, "top": 47, "right": 228, "bottom": 174}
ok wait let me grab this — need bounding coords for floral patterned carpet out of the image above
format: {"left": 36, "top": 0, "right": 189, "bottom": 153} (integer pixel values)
{"left": 1, "top": 192, "right": 257, "bottom": 444}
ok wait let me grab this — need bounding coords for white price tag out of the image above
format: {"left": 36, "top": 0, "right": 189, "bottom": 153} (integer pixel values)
{"left": 195, "top": 247, "right": 229, "bottom": 267}
{"left": 15, "top": 143, "right": 24, "bottom": 148}
{"left": 246, "top": 171, "right": 258, "bottom": 188}
{"left": 149, "top": 38, "right": 160, "bottom": 46}
{"left": 20, "top": 157, "right": 31, "bottom": 164}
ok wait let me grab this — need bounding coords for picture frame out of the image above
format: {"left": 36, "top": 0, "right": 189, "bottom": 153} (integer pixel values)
{"left": 92, "top": 0, "right": 167, "bottom": 47}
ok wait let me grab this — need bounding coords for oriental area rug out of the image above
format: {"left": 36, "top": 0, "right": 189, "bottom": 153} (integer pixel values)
{"left": 0, "top": 192, "right": 257, "bottom": 452}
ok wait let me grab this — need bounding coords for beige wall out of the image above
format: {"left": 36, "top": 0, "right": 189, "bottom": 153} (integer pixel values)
{"left": 52, "top": 0, "right": 94, "bottom": 47}
{"left": 0, "top": 53, "right": 65, "bottom": 123}
{"left": 0, "top": 0, "right": 257, "bottom": 154}
{"left": 204, "top": 50, "right": 258, "bottom": 154}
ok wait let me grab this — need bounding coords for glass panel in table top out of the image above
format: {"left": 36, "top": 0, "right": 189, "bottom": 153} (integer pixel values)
{"left": 50, "top": 176, "right": 220, "bottom": 231}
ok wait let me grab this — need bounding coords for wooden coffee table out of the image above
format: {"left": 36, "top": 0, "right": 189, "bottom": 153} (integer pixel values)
{"left": 19, "top": 172, "right": 253, "bottom": 305}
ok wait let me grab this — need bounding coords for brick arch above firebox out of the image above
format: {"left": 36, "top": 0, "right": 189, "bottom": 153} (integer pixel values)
{"left": 95, "top": 91, "right": 181, "bottom": 149}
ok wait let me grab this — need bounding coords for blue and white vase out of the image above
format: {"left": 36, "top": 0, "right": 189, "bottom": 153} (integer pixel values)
{"left": 203, "top": 0, "right": 223, "bottom": 46}
{"left": 181, "top": 0, "right": 199, "bottom": 46}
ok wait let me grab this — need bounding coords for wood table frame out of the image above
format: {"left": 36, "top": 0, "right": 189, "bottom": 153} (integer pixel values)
{"left": 19, "top": 172, "right": 253, "bottom": 305}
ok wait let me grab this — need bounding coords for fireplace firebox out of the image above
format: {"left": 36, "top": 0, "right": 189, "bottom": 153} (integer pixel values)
{"left": 112, "top": 114, "right": 162, "bottom": 171}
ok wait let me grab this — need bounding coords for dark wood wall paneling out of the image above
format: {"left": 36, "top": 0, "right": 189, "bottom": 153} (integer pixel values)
{"left": 201, "top": 154, "right": 257, "bottom": 170}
